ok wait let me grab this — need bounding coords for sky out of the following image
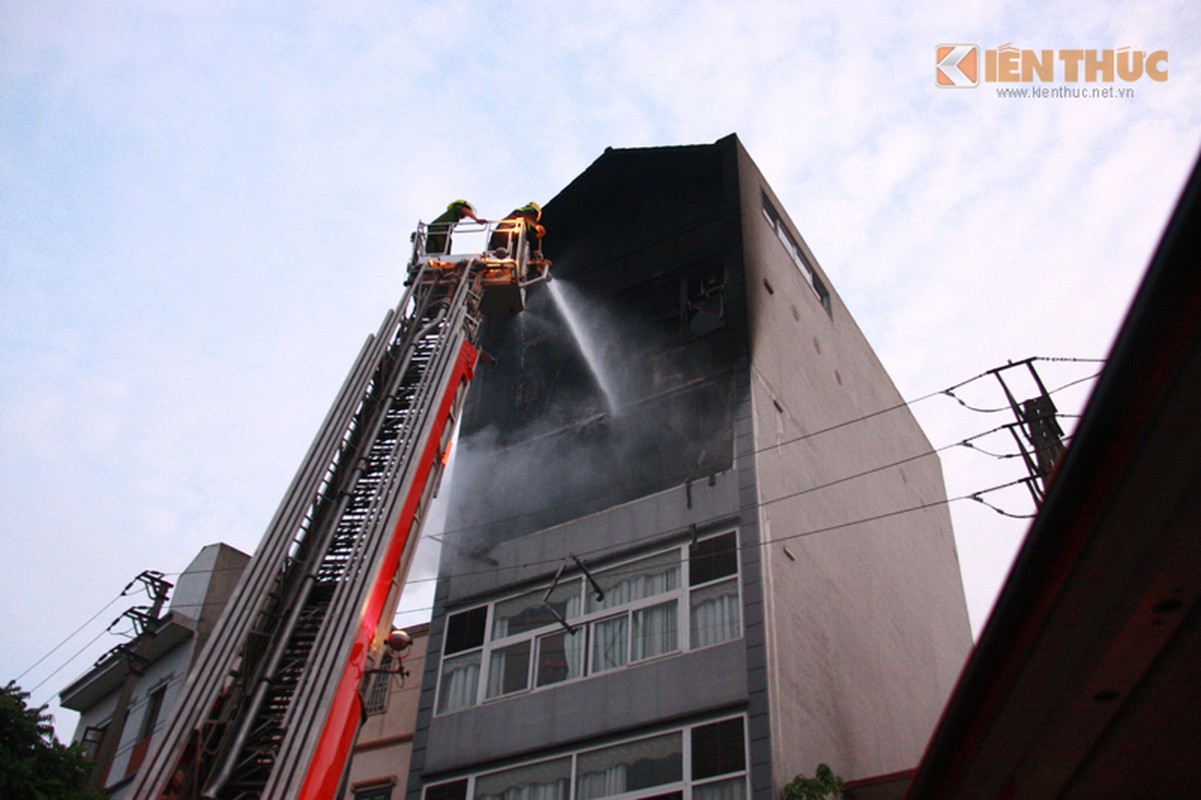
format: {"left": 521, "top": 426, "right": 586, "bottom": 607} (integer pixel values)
{"left": 2, "top": 1, "right": 1199, "bottom": 738}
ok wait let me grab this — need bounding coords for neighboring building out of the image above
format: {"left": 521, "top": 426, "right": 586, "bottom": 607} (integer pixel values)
{"left": 405, "top": 135, "right": 973, "bottom": 800}
{"left": 59, "top": 543, "right": 249, "bottom": 798}
{"left": 346, "top": 623, "right": 431, "bottom": 800}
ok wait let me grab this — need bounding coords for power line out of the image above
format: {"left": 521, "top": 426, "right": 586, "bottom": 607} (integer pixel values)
{"left": 15, "top": 592, "right": 125, "bottom": 683}
{"left": 31, "top": 357, "right": 1096, "bottom": 695}
{"left": 152, "top": 358, "right": 1096, "bottom": 595}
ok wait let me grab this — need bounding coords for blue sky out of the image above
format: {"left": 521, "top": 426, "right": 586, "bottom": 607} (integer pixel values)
{"left": 2, "top": 1, "right": 1199, "bottom": 736}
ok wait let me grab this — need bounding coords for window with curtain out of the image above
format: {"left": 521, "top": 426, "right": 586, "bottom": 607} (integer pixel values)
{"left": 426, "top": 717, "right": 745, "bottom": 800}
{"left": 486, "top": 641, "right": 532, "bottom": 699}
{"left": 435, "top": 533, "right": 741, "bottom": 714}
{"left": 631, "top": 600, "right": 678, "bottom": 661}
{"left": 576, "top": 732, "right": 683, "bottom": 800}
{"left": 494, "top": 580, "right": 582, "bottom": 639}
{"left": 438, "top": 650, "right": 481, "bottom": 713}
{"left": 690, "top": 580, "right": 740, "bottom": 648}
{"left": 589, "top": 551, "right": 679, "bottom": 613}
{"left": 536, "top": 629, "right": 583, "bottom": 687}
{"left": 475, "top": 757, "right": 572, "bottom": 800}
{"left": 689, "top": 532, "right": 741, "bottom": 648}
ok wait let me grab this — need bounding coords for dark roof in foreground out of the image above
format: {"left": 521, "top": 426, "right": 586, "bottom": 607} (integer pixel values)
{"left": 906, "top": 149, "right": 1201, "bottom": 799}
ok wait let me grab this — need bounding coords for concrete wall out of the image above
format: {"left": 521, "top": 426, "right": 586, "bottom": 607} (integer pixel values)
{"left": 734, "top": 143, "right": 972, "bottom": 787}
{"left": 345, "top": 625, "right": 430, "bottom": 799}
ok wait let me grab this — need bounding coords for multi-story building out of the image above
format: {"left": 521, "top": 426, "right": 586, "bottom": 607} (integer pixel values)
{"left": 403, "top": 135, "right": 973, "bottom": 800}
{"left": 59, "top": 543, "right": 249, "bottom": 798}
{"left": 345, "top": 622, "right": 431, "bottom": 800}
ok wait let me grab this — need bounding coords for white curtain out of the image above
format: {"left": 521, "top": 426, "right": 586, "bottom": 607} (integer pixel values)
{"left": 593, "top": 565, "right": 679, "bottom": 612}
{"left": 477, "top": 759, "right": 572, "bottom": 800}
{"left": 487, "top": 642, "right": 532, "bottom": 698}
{"left": 563, "top": 628, "right": 585, "bottom": 681}
{"left": 693, "top": 778, "right": 745, "bottom": 800}
{"left": 478, "top": 778, "right": 570, "bottom": 800}
{"left": 631, "top": 601, "right": 678, "bottom": 661}
{"left": 591, "top": 616, "right": 628, "bottom": 673}
{"left": 576, "top": 764, "right": 627, "bottom": 800}
{"left": 690, "top": 583, "right": 740, "bottom": 648}
{"left": 437, "top": 654, "right": 480, "bottom": 712}
{"left": 576, "top": 733, "right": 682, "bottom": 800}
{"left": 494, "top": 586, "right": 583, "bottom": 639}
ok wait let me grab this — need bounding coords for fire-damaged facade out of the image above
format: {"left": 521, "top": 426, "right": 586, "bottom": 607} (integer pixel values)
{"left": 402, "top": 135, "right": 972, "bottom": 800}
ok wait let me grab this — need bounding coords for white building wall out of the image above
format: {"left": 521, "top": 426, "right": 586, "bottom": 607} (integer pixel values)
{"left": 736, "top": 143, "right": 972, "bottom": 787}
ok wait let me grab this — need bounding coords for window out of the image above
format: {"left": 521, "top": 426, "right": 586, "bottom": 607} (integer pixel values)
{"left": 689, "top": 533, "right": 740, "bottom": 648}
{"left": 577, "top": 732, "right": 682, "bottom": 800}
{"left": 436, "top": 533, "right": 741, "bottom": 714}
{"left": 476, "top": 757, "right": 572, "bottom": 800}
{"left": 427, "top": 779, "right": 468, "bottom": 800}
{"left": 425, "top": 717, "right": 746, "bottom": 800}
{"left": 365, "top": 651, "right": 394, "bottom": 715}
{"left": 80, "top": 724, "right": 107, "bottom": 762}
{"left": 139, "top": 684, "right": 167, "bottom": 740}
{"left": 438, "top": 605, "right": 488, "bottom": 713}
{"left": 761, "top": 193, "right": 831, "bottom": 315}
{"left": 355, "top": 785, "right": 394, "bottom": 800}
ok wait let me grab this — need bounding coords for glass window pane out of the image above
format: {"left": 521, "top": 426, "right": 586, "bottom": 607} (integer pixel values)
{"left": 445, "top": 607, "right": 488, "bottom": 654}
{"left": 493, "top": 580, "right": 583, "bottom": 639}
{"left": 691, "top": 718, "right": 745, "bottom": 780}
{"left": 690, "top": 578, "right": 740, "bottom": 648}
{"left": 437, "top": 651, "right": 481, "bottom": 713}
{"left": 427, "top": 780, "right": 468, "bottom": 800}
{"left": 487, "top": 641, "right": 532, "bottom": 699}
{"left": 591, "top": 616, "right": 628, "bottom": 674}
{"left": 577, "top": 733, "right": 682, "bottom": 800}
{"left": 692, "top": 777, "right": 745, "bottom": 800}
{"left": 631, "top": 600, "right": 678, "bottom": 661}
{"left": 590, "top": 551, "right": 680, "bottom": 613}
{"left": 476, "top": 757, "right": 572, "bottom": 800}
{"left": 689, "top": 533, "right": 737, "bottom": 586}
{"left": 536, "top": 630, "right": 584, "bottom": 687}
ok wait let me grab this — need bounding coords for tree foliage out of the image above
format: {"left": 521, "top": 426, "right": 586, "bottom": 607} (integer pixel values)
{"left": 0, "top": 681, "right": 104, "bottom": 800}
{"left": 782, "top": 763, "right": 846, "bottom": 800}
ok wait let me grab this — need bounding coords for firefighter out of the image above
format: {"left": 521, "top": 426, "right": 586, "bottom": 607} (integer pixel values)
{"left": 425, "top": 199, "right": 485, "bottom": 254}
{"left": 489, "top": 201, "right": 545, "bottom": 257}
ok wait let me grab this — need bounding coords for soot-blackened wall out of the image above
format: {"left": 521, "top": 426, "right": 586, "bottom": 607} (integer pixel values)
{"left": 444, "top": 141, "right": 745, "bottom": 559}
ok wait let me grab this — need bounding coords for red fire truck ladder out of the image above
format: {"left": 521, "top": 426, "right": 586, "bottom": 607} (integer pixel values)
{"left": 129, "top": 220, "right": 547, "bottom": 799}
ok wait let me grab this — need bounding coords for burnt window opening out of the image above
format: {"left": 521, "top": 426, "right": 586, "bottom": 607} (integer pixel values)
{"left": 683, "top": 268, "right": 727, "bottom": 339}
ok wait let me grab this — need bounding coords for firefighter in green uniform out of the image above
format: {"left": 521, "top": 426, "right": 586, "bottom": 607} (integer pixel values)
{"left": 425, "top": 199, "right": 485, "bottom": 254}
{"left": 489, "top": 202, "right": 545, "bottom": 257}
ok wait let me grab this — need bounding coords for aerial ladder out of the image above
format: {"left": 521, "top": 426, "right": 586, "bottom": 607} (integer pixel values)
{"left": 129, "top": 218, "right": 548, "bottom": 799}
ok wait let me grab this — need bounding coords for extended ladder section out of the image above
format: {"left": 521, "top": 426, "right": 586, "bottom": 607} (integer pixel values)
{"left": 131, "top": 224, "right": 547, "bottom": 799}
